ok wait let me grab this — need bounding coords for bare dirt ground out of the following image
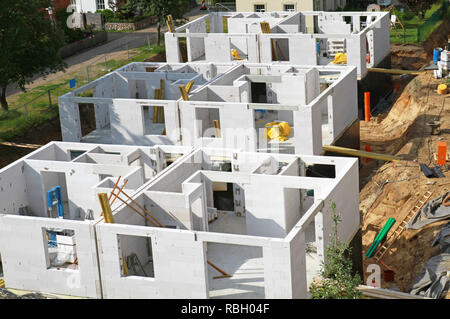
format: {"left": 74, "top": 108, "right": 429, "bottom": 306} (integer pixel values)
{"left": 360, "top": 21, "right": 450, "bottom": 297}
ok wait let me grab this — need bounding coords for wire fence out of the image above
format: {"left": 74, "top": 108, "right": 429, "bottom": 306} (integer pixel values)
{"left": 0, "top": 33, "right": 158, "bottom": 140}
{"left": 391, "top": 2, "right": 448, "bottom": 44}
{"left": 417, "top": 1, "right": 448, "bottom": 43}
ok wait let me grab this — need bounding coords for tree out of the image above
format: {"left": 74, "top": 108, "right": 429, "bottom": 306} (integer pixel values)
{"left": 309, "top": 202, "right": 362, "bottom": 299}
{"left": 398, "top": 0, "right": 435, "bottom": 20}
{"left": 138, "top": 0, "right": 190, "bottom": 46}
{"left": 0, "top": 0, "right": 66, "bottom": 111}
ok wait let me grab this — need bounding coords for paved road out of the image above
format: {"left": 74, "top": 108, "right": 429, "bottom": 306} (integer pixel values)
{"left": 6, "top": 6, "right": 206, "bottom": 98}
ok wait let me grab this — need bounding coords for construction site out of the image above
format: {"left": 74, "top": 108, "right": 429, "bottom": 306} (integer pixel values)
{"left": 0, "top": 7, "right": 449, "bottom": 300}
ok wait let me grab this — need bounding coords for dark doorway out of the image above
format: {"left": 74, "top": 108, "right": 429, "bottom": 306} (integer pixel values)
{"left": 213, "top": 183, "right": 235, "bottom": 211}
{"left": 251, "top": 82, "right": 267, "bottom": 103}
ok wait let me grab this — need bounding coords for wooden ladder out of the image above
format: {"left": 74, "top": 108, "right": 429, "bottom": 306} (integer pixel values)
{"left": 374, "top": 191, "right": 433, "bottom": 262}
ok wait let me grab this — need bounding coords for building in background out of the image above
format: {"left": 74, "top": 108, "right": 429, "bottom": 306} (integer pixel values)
{"left": 70, "top": 0, "right": 119, "bottom": 12}
{"left": 236, "top": 0, "right": 347, "bottom": 13}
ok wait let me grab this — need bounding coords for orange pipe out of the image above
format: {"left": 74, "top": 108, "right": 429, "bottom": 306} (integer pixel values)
{"left": 364, "top": 92, "right": 371, "bottom": 122}
{"left": 365, "top": 145, "right": 371, "bottom": 163}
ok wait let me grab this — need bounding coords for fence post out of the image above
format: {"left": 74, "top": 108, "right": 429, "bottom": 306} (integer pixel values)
{"left": 86, "top": 66, "right": 90, "bottom": 82}
{"left": 48, "top": 90, "right": 52, "bottom": 108}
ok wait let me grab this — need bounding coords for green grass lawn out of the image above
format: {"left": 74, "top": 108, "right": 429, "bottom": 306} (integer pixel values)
{"left": 0, "top": 44, "right": 166, "bottom": 141}
{"left": 390, "top": 2, "right": 446, "bottom": 44}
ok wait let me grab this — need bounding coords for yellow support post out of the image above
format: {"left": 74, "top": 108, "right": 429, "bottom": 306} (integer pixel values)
{"left": 260, "top": 22, "right": 278, "bottom": 61}
{"left": 153, "top": 89, "right": 160, "bottom": 123}
{"left": 213, "top": 120, "right": 221, "bottom": 138}
{"left": 179, "top": 84, "right": 190, "bottom": 101}
{"left": 160, "top": 79, "right": 165, "bottom": 99}
{"left": 166, "top": 15, "right": 175, "bottom": 33}
{"left": 275, "top": 40, "right": 287, "bottom": 61}
{"left": 185, "top": 80, "right": 194, "bottom": 94}
{"left": 98, "top": 193, "right": 114, "bottom": 223}
{"left": 322, "top": 145, "right": 400, "bottom": 162}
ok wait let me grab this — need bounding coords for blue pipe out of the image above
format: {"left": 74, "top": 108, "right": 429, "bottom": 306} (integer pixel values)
{"left": 46, "top": 186, "right": 64, "bottom": 219}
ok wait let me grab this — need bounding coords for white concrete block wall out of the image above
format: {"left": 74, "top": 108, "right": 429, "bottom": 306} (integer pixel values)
{"left": 58, "top": 99, "right": 82, "bottom": 142}
{"left": 96, "top": 224, "right": 208, "bottom": 299}
{"left": 0, "top": 215, "right": 101, "bottom": 298}
{"left": 328, "top": 67, "right": 358, "bottom": 141}
{"left": 164, "top": 34, "right": 181, "bottom": 63}
{"left": 243, "top": 178, "right": 288, "bottom": 238}
{"left": 294, "top": 105, "right": 322, "bottom": 155}
{"left": 0, "top": 162, "right": 28, "bottom": 216}
{"left": 264, "top": 233, "right": 307, "bottom": 299}
{"left": 187, "top": 22, "right": 207, "bottom": 62}
{"left": 205, "top": 35, "right": 232, "bottom": 63}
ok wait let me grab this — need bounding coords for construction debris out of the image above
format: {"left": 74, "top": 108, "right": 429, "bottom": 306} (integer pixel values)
{"left": 410, "top": 252, "right": 450, "bottom": 298}
{"left": 406, "top": 192, "right": 450, "bottom": 230}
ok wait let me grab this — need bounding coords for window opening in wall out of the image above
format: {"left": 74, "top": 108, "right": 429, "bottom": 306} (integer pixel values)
{"left": 223, "top": 17, "right": 229, "bottom": 33}
{"left": 117, "top": 234, "right": 155, "bottom": 278}
{"left": 69, "top": 150, "right": 86, "bottom": 160}
{"left": 78, "top": 103, "right": 96, "bottom": 137}
{"left": 165, "top": 153, "right": 183, "bottom": 167}
{"left": 43, "top": 228, "right": 78, "bottom": 270}
{"left": 271, "top": 39, "right": 289, "bottom": 61}
{"left": 196, "top": 108, "right": 221, "bottom": 138}
{"left": 254, "top": 4, "right": 265, "bottom": 12}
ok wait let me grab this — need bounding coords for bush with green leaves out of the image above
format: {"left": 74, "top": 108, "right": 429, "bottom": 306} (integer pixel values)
{"left": 309, "top": 202, "right": 362, "bottom": 299}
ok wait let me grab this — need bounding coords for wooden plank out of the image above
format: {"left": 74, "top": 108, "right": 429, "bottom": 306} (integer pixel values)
{"left": 357, "top": 285, "right": 430, "bottom": 299}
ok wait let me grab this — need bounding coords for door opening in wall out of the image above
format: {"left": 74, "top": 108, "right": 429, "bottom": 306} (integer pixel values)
{"left": 42, "top": 228, "right": 78, "bottom": 270}
{"left": 143, "top": 105, "right": 166, "bottom": 135}
{"left": 41, "top": 171, "right": 69, "bottom": 219}
{"left": 251, "top": 82, "right": 267, "bottom": 103}
{"left": 213, "top": 183, "right": 234, "bottom": 212}
{"left": 117, "top": 234, "right": 155, "bottom": 278}
{"left": 206, "top": 242, "right": 265, "bottom": 299}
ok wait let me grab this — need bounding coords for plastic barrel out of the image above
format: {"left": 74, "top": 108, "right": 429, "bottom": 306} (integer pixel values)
{"left": 433, "top": 49, "right": 441, "bottom": 64}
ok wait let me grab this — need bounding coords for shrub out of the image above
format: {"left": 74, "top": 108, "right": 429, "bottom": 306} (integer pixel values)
{"left": 309, "top": 202, "right": 362, "bottom": 299}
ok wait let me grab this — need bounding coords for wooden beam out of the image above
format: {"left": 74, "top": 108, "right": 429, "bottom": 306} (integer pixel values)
{"left": 98, "top": 193, "right": 114, "bottom": 223}
{"left": 367, "top": 68, "right": 424, "bottom": 75}
{"left": 179, "top": 84, "right": 190, "bottom": 101}
{"left": 322, "top": 145, "right": 400, "bottom": 162}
